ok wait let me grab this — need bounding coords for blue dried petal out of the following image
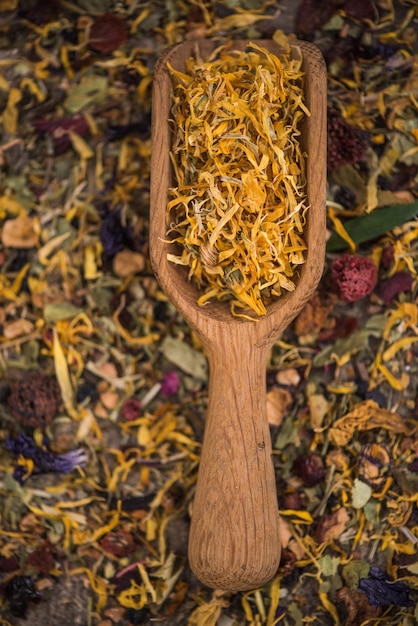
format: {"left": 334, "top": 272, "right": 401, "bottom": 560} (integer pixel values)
{"left": 358, "top": 567, "right": 414, "bottom": 609}
{"left": 5, "top": 434, "right": 87, "bottom": 484}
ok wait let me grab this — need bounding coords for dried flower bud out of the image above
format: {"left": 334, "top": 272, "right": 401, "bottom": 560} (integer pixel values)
{"left": 7, "top": 372, "right": 61, "bottom": 429}
{"left": 380, "top": 246, "right": 394, "bottom": 269}
{"left": 330, "top": 254, "right": 377, "bottom": 302}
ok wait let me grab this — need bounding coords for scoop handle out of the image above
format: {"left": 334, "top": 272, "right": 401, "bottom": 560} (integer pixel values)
{"left": 188, "top": 333, "right": 281, "bottom": 591}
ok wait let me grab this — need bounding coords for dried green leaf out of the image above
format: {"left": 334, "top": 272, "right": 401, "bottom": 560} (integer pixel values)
{"left": 160, "top": 336, "right": 208, "bottom": 381}
{"left": 351, "top": 479, "right": 372, "bottom": 509}
{"left": 327, "top": 201, "right": 418, "bottom": 251}
{"left": 342, "top": 560, "right": 371, "bottom": 589}
{"left": 44, "top": 303, "right": 84, "bottom": 321}
{"left": 64, "top": 74, "right": 109, "bottom": 114}
{"left": 318, "top": 555, "right": 340, "bottom": 577}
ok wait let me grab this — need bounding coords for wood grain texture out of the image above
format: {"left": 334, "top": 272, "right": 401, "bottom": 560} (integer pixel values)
{"left": 150, "top": 39, "right": 327, "bottom": 591}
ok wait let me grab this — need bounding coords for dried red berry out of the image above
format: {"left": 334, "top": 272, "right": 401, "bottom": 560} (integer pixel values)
{"left": 8, "top": 372, "right": 61, "bottom": 429}
{"left": 120, "top": 398, "right": 142, "bottom": 421}
{"left": 292, "top": 454, "right": 326, "bottom": 487}
{"left": 100, "top": 530, "right": 135, "bottom": 557}
{"left": 330, "top": 254, "right": 377, "bottom": 302}
{"left": 88, "top": 14, "right": 127, "bottom": 53}
{"left": 376, "top": 270, "right": 413, "bottom": 305}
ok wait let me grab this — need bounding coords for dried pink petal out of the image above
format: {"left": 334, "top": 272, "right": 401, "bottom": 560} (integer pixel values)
{"left": 88, "top": 13, "right": 127, "bottom": 53}
{"left": 161, "top": 370, "right": 180, "bottom": 396}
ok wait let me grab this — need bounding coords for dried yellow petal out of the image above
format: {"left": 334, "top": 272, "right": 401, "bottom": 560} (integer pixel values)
{"left": 167, "top": 39, "right": 309, "bottom": 316}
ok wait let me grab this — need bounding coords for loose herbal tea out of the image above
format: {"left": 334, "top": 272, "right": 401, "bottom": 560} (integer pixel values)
{"left": 166, "top": 40, "right": 310, "bottom": 317}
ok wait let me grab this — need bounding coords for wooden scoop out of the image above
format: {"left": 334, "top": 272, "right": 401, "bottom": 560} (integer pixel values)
{"left": 150, "top": 39, "right": 327, "bottom": 592}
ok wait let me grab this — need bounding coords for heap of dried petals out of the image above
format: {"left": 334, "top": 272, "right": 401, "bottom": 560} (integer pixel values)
{"left": 167, "top": 42, "right": 309, "bottom": 316}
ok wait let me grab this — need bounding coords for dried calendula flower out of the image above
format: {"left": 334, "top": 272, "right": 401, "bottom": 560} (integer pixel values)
{"left": 167, "top": 41, "right": 310, "bottom": 316}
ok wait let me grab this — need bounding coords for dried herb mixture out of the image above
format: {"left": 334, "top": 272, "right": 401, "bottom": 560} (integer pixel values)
{"left": 0, "top": 0, "right": 417, "bottom": 625}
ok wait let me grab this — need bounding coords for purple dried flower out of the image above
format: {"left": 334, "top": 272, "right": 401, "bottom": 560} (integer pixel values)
{"left": 161, "top": 370, "right": 180, "bottom": 396}
{"left": 5, "top": 433, "right": 87, "bottom": 484}
{"left": 358, "top": 567, "right": 414, "bottom": 609}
